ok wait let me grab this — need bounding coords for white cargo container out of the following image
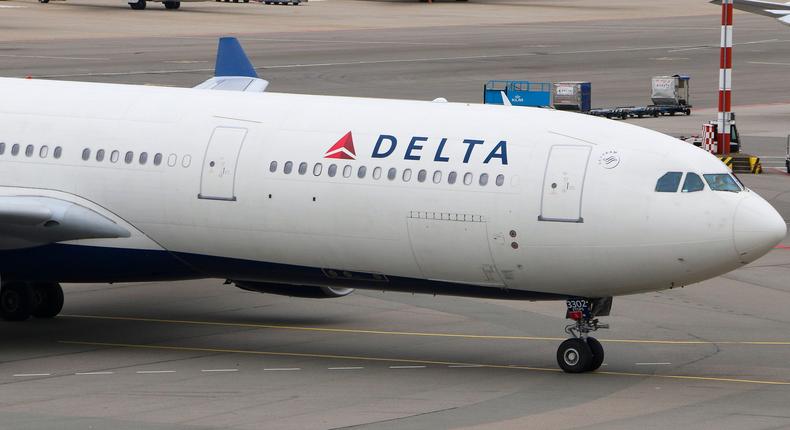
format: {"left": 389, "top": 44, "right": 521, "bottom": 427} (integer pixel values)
{"left": 651, "top": 75, "right": 690, "bottom": 106}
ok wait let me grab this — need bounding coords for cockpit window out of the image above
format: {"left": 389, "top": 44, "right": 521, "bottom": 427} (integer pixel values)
{"left": 730, "top": 173, "right": 745, "bottom": 190}
{"left": 655, "top": 172, "right": 682, "bottom": 192}
{"left": 704, "top": 174, "right": 741, "bottom": 192}
{"left": 682, "top": 172, "right": 705, "bottom": 193}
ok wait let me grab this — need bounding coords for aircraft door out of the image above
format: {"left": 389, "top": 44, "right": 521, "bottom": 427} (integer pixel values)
{"left": 199, "top": 126, "right": 247, "bottom": 201}
{"left": 407, "top": 214, "right": 503, "bottom": 286}
{"left": 538, "top": 145, "right": 591, "bottom": 223}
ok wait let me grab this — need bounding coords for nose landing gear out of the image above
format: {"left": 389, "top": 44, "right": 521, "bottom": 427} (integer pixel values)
{"left": 557, "top": 298, "right": 611, "bottom": 373}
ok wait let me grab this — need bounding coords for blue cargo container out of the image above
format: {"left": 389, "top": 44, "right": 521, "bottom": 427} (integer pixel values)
{"left": 483, "top": 80, "right": 552, "bottom": 107}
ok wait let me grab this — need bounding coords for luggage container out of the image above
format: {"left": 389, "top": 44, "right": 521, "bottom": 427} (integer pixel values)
{"left": 552, "top": 81, "right": 591, "bottom": 112}
{"left": 483, "top": 80, "right": 552, "bottom": 107}
{"left": 651, "top": 74, "right": 690, "bottom": 106}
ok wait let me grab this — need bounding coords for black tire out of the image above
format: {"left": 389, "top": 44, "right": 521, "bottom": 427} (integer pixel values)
{"left": 1, "top": 282, "right": 34, "bottom": 321}
{"left": 557, "top": 338, "right": 592, "bottom": 373}
{"left": 129, "top": 0, "right": 146, "bottom": 9}
{"left": 39, "top": 0, "right": 50, "bottom": 3}
{"left": 585, "top": 337, "right": 604, "bottom": 372}
{"left": 31, "top": 283, "right": 64, "bottom": 319}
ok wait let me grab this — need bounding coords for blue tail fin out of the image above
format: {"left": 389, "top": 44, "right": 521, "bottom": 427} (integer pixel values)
{"left": 215, "top": 37, "right": 258, "bottom": 78}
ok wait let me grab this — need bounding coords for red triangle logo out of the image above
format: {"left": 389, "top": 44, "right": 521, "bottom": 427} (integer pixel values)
{"left": 324, "top": 131, "right": 356, "bottom": 160}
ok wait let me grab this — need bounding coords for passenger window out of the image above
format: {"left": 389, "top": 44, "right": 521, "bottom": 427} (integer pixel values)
{"left": 39, "top": 145, "right": 49, "bottom": 158}
{"left": 124, "top": 151, "right": 134, "bottom": 164}
{"left": 283, "top": 161, "right": 293, "bottom": 174}
{"left": 372, "top": 166, "right": 382, "bottom": 180}
{"left": 53, "top": 146, "right": 62, "bottom": 159}
{"left": 479, "top": 173, "right": 489, "bottom": 186}
{"left": 11, "top": 144, "right": 19, "bottom": 156}
{"left": 343, "top": 165, "right": 352, "bottom": 178}
{"left": 25, "top": 145, "right": 34, "bottom": 157}
{"left": 166, "top": 153, "right": 176, "bottom": 166}
{"left": 328, "top": 164, "right": 337, "bottom": 177}
{"left": 463, "top": 172, "right": 473, "bottom": 185}
{"left": 139, "top": 152, "right": 148, "bottom": 165}
{"left": 387, "top": 167, "right": 397, "bottom": 181}
{"left": 357, "top": 165, "right": 366, "bottom": 178}
{"left": 111, "top": 150, "right": 120, "bottom": 163}
{"left": 298, "top": 162, "right": 308, "bottom": 175}
{"left": 153, "top": 153, "right": 163, "bottom": 166}
{"left": 704, "top": 173, "right": 741, "bottom": 192}
{"left": 402, "top": 168, "right": 412, "bottom": 182}
{"left": 182, "top": 155, "right": 191, "bottom": 168}
{"left": 0, "top": 142, "right": 5, "bottom": 154}
{"left": 682, "top": 172, "right": 705, "bottom": 193}
{"left": 96, "top": 149, "right": 105, "bottom": 162}
{"left": 417, "top": 169, "right": 427, "bottom": 183}
{"left": 314, "top": 163, "right": 323, "bottom": 176}
{"left": 432, "top": 170, "right": 442, "bottom": 184}
{"left": 655, "top": 172, "right": 682, "bottom": 192}
{"left": 81, "top": 148, "right": 90, "bottom": 160}
{"left": 447, "top": 171, "right": 457, "bottom": 184}
{"left": 495, "top": 174, "right": 505, "bottom": 186}
{"left": 269, "top": 161, "right": 277, "bottom": 173}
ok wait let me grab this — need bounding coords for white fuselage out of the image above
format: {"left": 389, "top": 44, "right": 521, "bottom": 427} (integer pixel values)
{"left": 0, "top": 77, "right": 785, "bottom": 299}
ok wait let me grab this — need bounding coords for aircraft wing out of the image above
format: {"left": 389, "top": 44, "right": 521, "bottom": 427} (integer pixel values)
{"left": 714, "top": 0, "right": 790, "bottom": 26}
{"left": 0, "top": 196, "right": 130, "bottom": 250}
{"left": 194, "top": 37, "right": 269, "bottom": 92}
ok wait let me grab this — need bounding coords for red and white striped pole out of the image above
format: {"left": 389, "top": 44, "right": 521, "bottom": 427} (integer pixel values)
{"left": 717, "top": 0, "right": 734, "bottom": 155}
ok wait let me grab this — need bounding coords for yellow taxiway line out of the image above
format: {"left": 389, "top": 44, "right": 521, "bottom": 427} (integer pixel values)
{"left": 62, "top": 314, "right": 790, "bottom": 346}
{"left": 58, "top": 340, "right": 790, "bottom": 386}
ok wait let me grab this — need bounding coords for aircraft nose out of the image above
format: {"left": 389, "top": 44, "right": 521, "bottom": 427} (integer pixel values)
{"left": 733, "top": 194, "right": 787, "bottom": 263}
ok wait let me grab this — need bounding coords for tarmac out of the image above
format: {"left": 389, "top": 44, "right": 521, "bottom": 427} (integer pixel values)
{"left": 1, "top": 0, "right": 789, "bottom": 428}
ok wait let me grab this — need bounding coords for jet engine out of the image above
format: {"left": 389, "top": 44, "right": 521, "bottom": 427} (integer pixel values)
{"left": 233, "top": 281, "right": 354, "bottom": 299}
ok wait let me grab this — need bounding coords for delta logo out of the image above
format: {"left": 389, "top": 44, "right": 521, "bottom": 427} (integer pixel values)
{"left": 323, "top": 131, "right": 357, "bottom": 160}
{"left": 324, "top": 132, "right": 508, "bottom": 165}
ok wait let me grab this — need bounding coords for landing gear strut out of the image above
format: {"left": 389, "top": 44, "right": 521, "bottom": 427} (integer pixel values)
{"left": 0, "top": 282, "right": 64, "bottom": 321}
{"left": 557, "top": 298, "right": 611, "bottom": 373}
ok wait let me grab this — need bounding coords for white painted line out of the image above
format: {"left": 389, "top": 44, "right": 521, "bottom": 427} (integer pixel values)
{"left": 0, "top": 54, "right": 108, "bottom": 61}
{"left": 263, "top": 368, "right": 300, "bottom": 371}
{"left": 389, "top": 365, "right": 426, "bottom": 369}
{"left": 0, "top": 5, "right": 26, "bottom": 8}
{"left": 136, "top": 370, "right": 176, "bottom": 374}
{"left": 201, "top": 369, "right": 239, "bottom": 373}
{"left": 328, "top": 367, "right": 364, "bottom": 370}
{"left": 174, "top": 35, "right": 460, "bottom": 46}
{"left": 75, "top": 371, "right": 114, "bottom": 375}
{"left": 749, "top": 61, "right": 790, "bottom": 67}
{"left": 447, "top": 364, "right": 484, "bottom": 368}
{"left": 635, "top": 362, "right": 672, "bottom": 366}
{"left": 13, "top": 373, "right": 51, "bottom": 377}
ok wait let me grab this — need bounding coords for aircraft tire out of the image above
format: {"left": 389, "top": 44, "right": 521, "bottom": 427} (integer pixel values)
{"left": 39, "top": 0, "right": 50, "bottom": 3}
{"left": 31, "top": 283, "right": 64, "bottom": 319}
{"left": 585, "top": 337, "right": 604, "bottom": 372}
{"left": 129, "top": 0, "right": 146, "bottom": 9}
{"left": 0, "top": 282, "right": 34, "bottom": 322}
{"left": 557, "top": 338, "right": 592, "bottom": 373}
{"left": 164, "top": 1, "right": 180, "bottom": 9}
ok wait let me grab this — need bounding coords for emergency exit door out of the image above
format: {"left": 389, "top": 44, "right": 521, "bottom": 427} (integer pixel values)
{"left": 538, "top": 145, "right": 591, "bottom": 223}
{"left": 199, "top": 127, "right": 247, "bottom": 201}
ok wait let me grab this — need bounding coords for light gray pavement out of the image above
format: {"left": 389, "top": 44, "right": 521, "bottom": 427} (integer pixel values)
{"left": 1, "top": 0, "right": 790, "bottom": 429}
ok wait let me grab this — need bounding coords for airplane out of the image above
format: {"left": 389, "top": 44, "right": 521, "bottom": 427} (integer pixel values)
{"left": 0, "top": 38, "right": 785, "bottom": 373}
{"left": 712, "top": 0, "right": 790, "bottom": 26}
